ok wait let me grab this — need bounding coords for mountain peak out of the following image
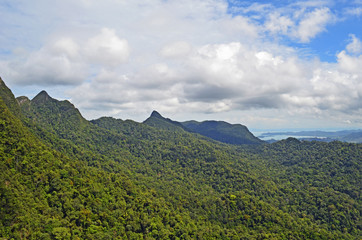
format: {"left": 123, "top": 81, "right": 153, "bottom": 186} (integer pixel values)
{"left": 32, "top": 90, "right": 53, "bottom": 104}
{"left": 150, "top": 110, "right": 163, "bottom": 118}
{"left": 16, "top": 96, "right": 30, "bottom": 105}
{"left": 37, "top": 90, "right": 50, "bottom": 98}
{"left": 144, "top": 111, "right": 187, "bottom": 132}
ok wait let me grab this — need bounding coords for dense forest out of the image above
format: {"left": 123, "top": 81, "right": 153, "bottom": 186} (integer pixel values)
{"left": 0, "top": 77, "right": 361, "bottom": 239}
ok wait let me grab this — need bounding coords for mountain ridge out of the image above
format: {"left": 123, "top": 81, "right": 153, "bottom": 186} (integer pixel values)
{"left": 143, "top": 110, "right": 264, "bottom": 145}
{"left": 143, "top": 110, "right": 189, "bottom": 132}
{"left": 182, "top": 119, "right": 264, "bottom": 145}
{"left": 0, "top": 76, "right": 21, "bottom": 116}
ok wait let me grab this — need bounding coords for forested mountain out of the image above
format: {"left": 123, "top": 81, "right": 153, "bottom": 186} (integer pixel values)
{"left": 143, "top": 111, "right": 188, "bottom": 132}
{"left": 0, "top": 96, "right": 205, "bottom": 239}
{"left": 0, "top": 77, "right": 361, "bottom": 239}
{"left": 0, "top": 77, "right": 21, "bottom": 117}
{"left": 143, "top": 110, "right": 263, "bottom": 145}
{"left": 182, "top": 120, "right": 264, "bottom": 145}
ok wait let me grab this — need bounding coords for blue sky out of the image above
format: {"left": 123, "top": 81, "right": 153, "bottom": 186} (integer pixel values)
{"left": 0, "top": 0, "right": 362, "bottom": 130}
{"left": 227, "top": 0, "right": 362, "bottom": 62}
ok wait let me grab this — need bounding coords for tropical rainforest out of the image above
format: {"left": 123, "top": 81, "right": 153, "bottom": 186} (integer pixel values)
{"left": 0, "top": 77, "right": 361, "bottom": 239}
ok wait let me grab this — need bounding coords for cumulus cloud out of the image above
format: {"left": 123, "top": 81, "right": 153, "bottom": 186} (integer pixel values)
{"left": 84, "top": 28, "right": 130, "bottom": 67}
{"left": 337, "top": 50, "right": 362, "bottom": 74}
{"left": 3, "top": 28, "right": 129, "bottom": 85}
{"left": 293, "top": 7, "right": 333, "bottom": 43}
{"left": 265, "top": 12, "right": 294, "bottom": 36}
{"left": 5, "top": 42, "right": 86, "bottom": 86}
{"left": 1, "top": 0, "right": 362, "bottom": 127}
{"left": 51, "top": 38, "right": 80, "bottom": 59}
{"left": 346, "top": 34, "right": 362, "bottom": 54}
{"left": 263, "top": 6, "right": 334, "bottom": 43}
{"left": 70, "top": 42, "right": 308, "bottom": 117}
{"left": 69, "top": 36, "right": 362, "bottom": 126}
{"left": 160, "top": 41, "right": 192, "bottom": 58}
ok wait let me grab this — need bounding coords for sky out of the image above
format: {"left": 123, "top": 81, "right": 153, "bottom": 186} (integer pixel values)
{"left": 0, "top": 0, "right": 362, "bottom": 130}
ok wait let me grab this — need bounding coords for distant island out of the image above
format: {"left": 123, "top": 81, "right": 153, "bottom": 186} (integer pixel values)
{"left": 258, "top": 129, "right": 362, "bottom": 143}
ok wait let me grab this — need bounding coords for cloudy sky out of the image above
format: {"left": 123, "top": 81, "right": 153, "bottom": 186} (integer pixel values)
{"left": 1, "top": 0, "right": 362, "bottom": 130}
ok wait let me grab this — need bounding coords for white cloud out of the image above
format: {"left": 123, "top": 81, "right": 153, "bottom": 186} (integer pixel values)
{"left": 50, "top": 38, "right": 80, "bottom": 59}
{"left": 84, "top": 28, "right": 130, "bottom": 67}
{"left": 70, "top": 42, "right": 308, "bottom": 117}
{"left": 69, "top": 37, "right": 362, "bottom": 126}
{"left": 5, "top": 44, "right": 86, "bottom": 86}
{"left": 1, "top": 0, "right": 362, "bottom": 127}
{"left": 345, "top": 7, "right": 362, "bottom": 17}
{"left": 260, "top": 3, "right": 335, "bottom": 43}
{"left": 337, "top": 50, "right": 362, "bottom": 74}
{"left": 160, "top": 41, "right": 192, "bottom": 58}
{"left": 265, "top": 12, "right": 294, "bottom": 36}
{"left": 2, "top": 28, "right": 129, "bottom": 85}
{"left": 346, "top": 34, "right": 362, "bottom": 54}
{"left": 293, "top": 7, "right": 333, "bottom": 43}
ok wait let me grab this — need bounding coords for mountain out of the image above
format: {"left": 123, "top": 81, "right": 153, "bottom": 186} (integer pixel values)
{"left": 182, "top": 120, "right": 264, "bottom": 145}
{"left": 143, "top": 110, "right": 187, "bottom": 132}
{"left": 144, "top": 110, "right": 264, "bottom": 145}
{"left": 0, "top": 77, "right": 361, "bottom": 239}
{"left": 25, "top": 90, "right": 87, "bottom": 126}
{"left": 0, "top": 90, "right": 201, "bottom": 239}
{"left": 341, "top": 131, "right": 362, "bottom": 143}
{"left": 0, "top": 76, "right": 21, "bottom": 116}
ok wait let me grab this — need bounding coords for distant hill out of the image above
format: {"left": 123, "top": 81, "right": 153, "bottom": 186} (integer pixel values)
{"left": 259, "top": 129, "right": 362, "bottom": 143}
{"left": 341, "top": 131, "right": 362, "bottom": 143}
{"left": 182, "top": 120, "right": 264, "bottom": 145}
{"left": 143, "top": 111, "right": 264, "bottom": 145}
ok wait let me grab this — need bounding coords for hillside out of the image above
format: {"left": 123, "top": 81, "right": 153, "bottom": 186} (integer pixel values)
{"left": 143, "top": 110, "right": 188, "bottom": 132}
{"left": 1, "top": 97, "right": 197, "bottom": 239}
{"left": 0, "top": 77, "right": 361, "bottom": 239}
{"left": 143, "top": 110, "right": 263, "bottom": 145}
{"left": 0, "top": 77, "right": 21, "bottom": 117}
{"left": 182, "top": 120, "right": 264, "bottom": 145}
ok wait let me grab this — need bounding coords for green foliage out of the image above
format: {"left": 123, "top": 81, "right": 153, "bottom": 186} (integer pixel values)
{"left": 0, "top": 77, "right": 21, "bottom": 117}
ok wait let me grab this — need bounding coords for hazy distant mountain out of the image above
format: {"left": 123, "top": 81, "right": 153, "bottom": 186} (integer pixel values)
{"left": 259, "top": 129, "right": 362, "bottom": 143}
{"left": 341, "top": 131, "right": 362, "bottom": 143}
{"left": 182, "top": 120, "right": 264, "bottom": 145}
{"left": 143, "top": 111, "right": 264, "bottom": 145}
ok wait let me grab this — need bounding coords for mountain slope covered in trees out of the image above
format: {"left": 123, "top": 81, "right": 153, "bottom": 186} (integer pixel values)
{"left": 182, "top": 120, "right": 264, "bottom": 145}
{"left": 0, "top": 77, "right": 361, "bottom": 239}
{"left": 143, "top": 110, "right": 263, "bottom": 145}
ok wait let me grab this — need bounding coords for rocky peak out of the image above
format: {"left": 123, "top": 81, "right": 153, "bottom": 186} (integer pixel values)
{"left": 32, "top": 90, "right": 53, "bottom": 104}
{"left": 150, "top": 110, "right": 163, "bottom": 118}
